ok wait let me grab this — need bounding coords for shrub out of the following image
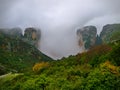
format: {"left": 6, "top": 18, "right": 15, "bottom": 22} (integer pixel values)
{"left": 32, "top": 62, "right": 49, "bottom": 74}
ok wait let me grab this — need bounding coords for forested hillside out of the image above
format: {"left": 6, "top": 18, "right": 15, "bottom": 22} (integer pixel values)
{"left": 0, "top": 40, "right": 120, "bottom": 90}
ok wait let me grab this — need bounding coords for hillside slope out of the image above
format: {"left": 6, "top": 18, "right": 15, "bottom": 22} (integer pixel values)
{"left": 0, "top": 40, "right": 120, "bottom": 90}
{"left": 0, "top": 31, "right": 52, "bottom": 74}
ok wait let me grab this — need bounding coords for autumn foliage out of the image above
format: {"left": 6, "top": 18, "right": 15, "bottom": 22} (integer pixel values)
{"left": 76, "top": 44, "right": 112, "bottom": 65}
{"left": 32, "top": 62, "right": 49, "bottom": 73}
{"left": 100, "top": 61, "right": 120, "bottom": 74}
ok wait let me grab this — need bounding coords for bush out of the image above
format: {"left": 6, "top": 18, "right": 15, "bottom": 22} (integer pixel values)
{"left": 32, "top": 62, "right": 49, "bottom": 74}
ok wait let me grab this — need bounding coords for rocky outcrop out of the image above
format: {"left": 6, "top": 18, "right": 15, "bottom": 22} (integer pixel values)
{"left": 9, "top": 27, "right": 23, "bottom": 38}
{"left": 77, "top": 26, "right": 97, "bottom": 49}
{"left": 77, "top": 24, "right": 120, "bottom": 50}
{"left": 100, "top": 24, "right": 120, "bottom": 43}
{"left": 0, "top": 27, "right": 41, "bottom": 48}
{"left": 23, "top": 27, "right": 41, "bottom": 48}
{"left": 0, "top": 27, "right": 23, "bottom": 38}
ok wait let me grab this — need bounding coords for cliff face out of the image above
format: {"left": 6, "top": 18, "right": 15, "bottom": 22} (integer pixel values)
{"left": 77, "top": 26, "right": 97, "bottom": 50}
{"left": 0, "top": 27, "right": 41, "bottom": 48}
{"left": 23, "top": 27, "right": 41, "bottom": 48}
{"left": 77, "top": 24, "right": 120, "bottom": 50}
{"left": 100, "top": 24, "right": 120, "bottom": 43}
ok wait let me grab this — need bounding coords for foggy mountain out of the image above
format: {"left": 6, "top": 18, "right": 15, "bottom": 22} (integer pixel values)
{"left": 0, "top": 0, "right": 120, "bottom": 59}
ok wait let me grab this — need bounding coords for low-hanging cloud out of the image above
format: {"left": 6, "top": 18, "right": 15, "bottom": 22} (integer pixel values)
{"left": 0, "top": 0, "right": 120, "bottom": 59}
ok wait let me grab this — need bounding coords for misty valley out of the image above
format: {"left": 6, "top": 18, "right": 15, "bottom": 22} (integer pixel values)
{"left": 0, "top": 0, "right": 120, "bottom": 89}
{"left": 0, "top": 24, "right": 120, "bottom": 90}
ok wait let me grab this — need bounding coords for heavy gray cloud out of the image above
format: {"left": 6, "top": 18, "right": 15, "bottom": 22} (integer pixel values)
{"left": 0, "top": 0, "right": 120, "bottom": 59}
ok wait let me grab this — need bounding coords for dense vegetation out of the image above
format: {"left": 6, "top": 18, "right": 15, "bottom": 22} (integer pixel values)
{"left": 0, "top": 40, "right": 120, "bottom": 90}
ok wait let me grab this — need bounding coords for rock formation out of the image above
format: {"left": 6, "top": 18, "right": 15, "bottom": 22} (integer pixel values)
{"left": 77, "top": 24, "right": 120, "bottom": 50}
{"left": 77, "top": 26, "right": 97, "bottom": 49}
{"left": 100, "top": 24, "right": 120, "bottom": 43}
{"left": 0, "top": 27, "right": 41, "bottom": 48}
{"left": 23, "top": 27, "right": 41, "bottom": 48}
{"left": 9, "top": 27, "right": 23, "bottom": 38}
{"left": 0, "top": 27, "right": 23, "bottom": 38}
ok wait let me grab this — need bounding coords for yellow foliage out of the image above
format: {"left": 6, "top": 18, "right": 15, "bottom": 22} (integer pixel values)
{"left": 32, "top": 62, "right": 49, "bottom": 73}
{"left": 100, "top": 61, "right": 119, "bottom": 74}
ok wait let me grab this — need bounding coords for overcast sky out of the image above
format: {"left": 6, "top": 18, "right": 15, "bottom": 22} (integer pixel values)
{"left": 0, "top": 0, "right": 120, "bottom": 59}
